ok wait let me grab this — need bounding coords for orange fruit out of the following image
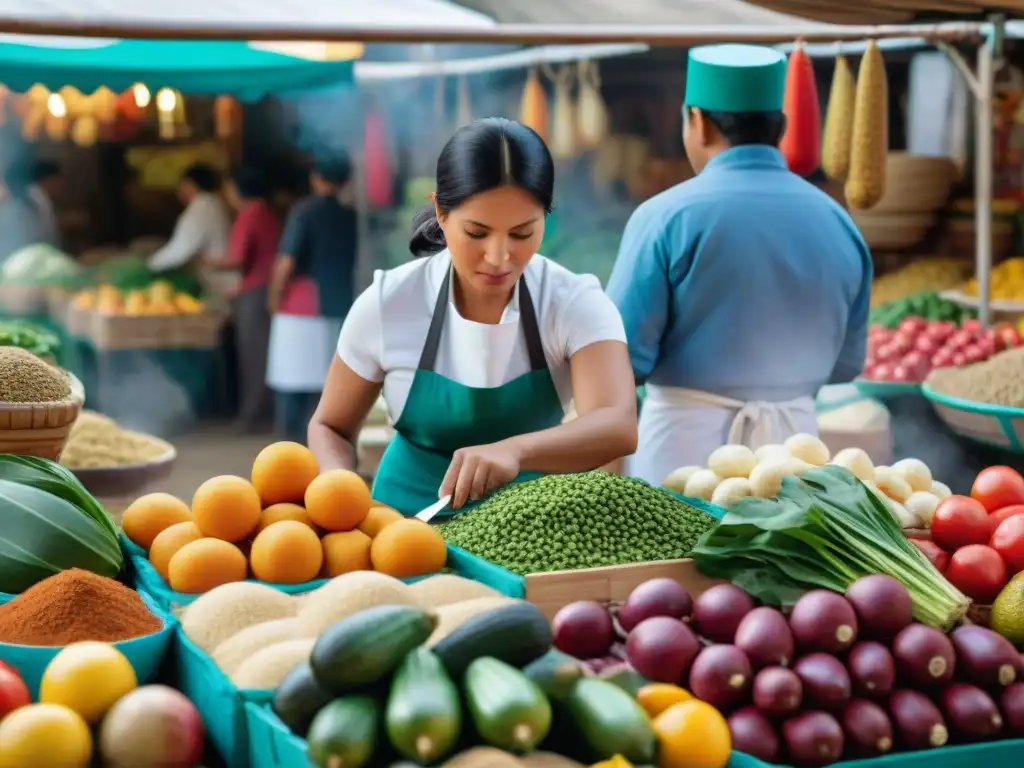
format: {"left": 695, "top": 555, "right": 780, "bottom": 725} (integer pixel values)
{"left": 259, "top": 503, "right": 317, "bottom": 533}
{"left": 249, "top": 521, "right": 323, "bottom": 584}
{"left": 148, "top": 521, "right": 203, "bottom": 581}
{"left": 321, "top": 530, "right": 373, "bottom": 577}
{"left": 121, "top": 493, "right": 192, "bottom": 551}
{"left": 357, "top": 506, "right": 404, "bottom": 538}
{"left": 652, "top": 700, "right": 732, "bottom": 768}
{"left": 251, "top": 441, "right": 320, "bottom": 505}
{"left": 636, "top": 683, "right": 693, "bottom": 719}
{"left": 304, "top": 469, "right": 371, "bottom": 532}
{"left": 191, "top": 475, "right": 261, "bottom": 542}
{"left": 370, "top": 519, "right": 447, "bottom": 579}
{"left": 167, "top": 539, "right": 248, "bottom": 593}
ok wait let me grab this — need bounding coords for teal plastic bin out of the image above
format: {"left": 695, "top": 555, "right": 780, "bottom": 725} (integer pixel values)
{"left": 245, "top": 700, "right": 309, "bottom": 768}
{"left": 0, "top": 590, "right": 175, "bottom": 698}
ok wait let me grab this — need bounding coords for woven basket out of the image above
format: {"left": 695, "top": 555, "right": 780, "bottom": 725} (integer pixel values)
{"left": 851, "top": 211, "right": 937, "bottom": 251}
{"left": 944, "top": 217, "right": 1016, "bottom": 261}
{"left": 89, "top": 313, "right": 177, "bottom": 351}
{"left": 0, "top": 372, "right": 85, "bottom": 460}
{"left": 0, "top": 284, "right": 49, "bottom": 316}
{"left": 870, "top": 153, "right": 958, "bottom": 214}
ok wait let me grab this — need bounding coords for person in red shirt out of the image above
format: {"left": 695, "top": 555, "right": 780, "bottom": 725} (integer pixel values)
{"left": 217, "top": 166, "right": 281, "bottom": 432}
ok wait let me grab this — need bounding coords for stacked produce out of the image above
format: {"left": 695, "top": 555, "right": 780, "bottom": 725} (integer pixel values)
{"left": 927, "top": 346, "right": 1024, "bottom": 407}
{"left": 863, "top": 316, "right": 1021, "bottom": 384}
{"left": 871, "top": 258, "right": 973, "bottom": 308}
{"left": 0, "top": 243, "right": 81, "bottom": 286}
{"left": 0, "top": 320, "right": 61, "bottom": 362}
{"left": 123, "top": 442, "right": 447, "bottom": 593}
{"left": 72, "top": 280, "right": 203, "bottom": 316}
{"left": 552, "top": 575, "right": 1024, "bottom": 767}
{"left": 962, "top": 255, "right": 1024, "bottom": 302}
{"left": 868, "top": 291, "right": 976, "bottom": 329}
{"left": 0, "top": 455, "right": 122, "bottom": 593}
{"left": 0, "top": 643, "right": 203, "bottom": 768}
{"left": 60, "top": 410, "right": 171, "bottom": 469}
{"left": 662, "top": 435, "right": 950, "bottom": 530}
{"left": 435, "top": 472, "right": 717, "bottom": 576}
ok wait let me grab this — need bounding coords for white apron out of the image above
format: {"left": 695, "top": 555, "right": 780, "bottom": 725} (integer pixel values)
{"left": 628, "top": 384, "right": 820, "bottom": 486}
{"left": 266, "top": 314, "right": 343, "bottom": 393}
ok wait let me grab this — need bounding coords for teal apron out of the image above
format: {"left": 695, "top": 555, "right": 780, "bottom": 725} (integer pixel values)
{"left": 371, "top": 269, "right": 564, "bottom": 518}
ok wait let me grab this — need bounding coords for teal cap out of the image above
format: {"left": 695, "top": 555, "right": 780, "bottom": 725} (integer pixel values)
{"left": 684, "top": 44, "right": 786, "bottom": 113}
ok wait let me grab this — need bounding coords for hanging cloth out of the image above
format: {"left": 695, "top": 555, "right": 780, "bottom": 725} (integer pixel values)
{"left": 576, "top": 60, "right": 609, "bottom": 149}
{"left": 546, "top": 64, "right": 576, "bottom": 160}
{"left": 363, "top": 107, "right": 394, "bottom": 209}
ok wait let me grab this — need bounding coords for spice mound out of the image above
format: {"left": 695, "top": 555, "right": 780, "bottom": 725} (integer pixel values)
{"left": 61, "top": 410, "right": 170, "bottom": 469}
{"left": 0, "top": 346, "right": 70, "bottom": 403}
{"left": 0, "top": 568, "right": 162, "bottom": 645}
{"left": 927, "top": 347, "right": 1024, "bottom": 407}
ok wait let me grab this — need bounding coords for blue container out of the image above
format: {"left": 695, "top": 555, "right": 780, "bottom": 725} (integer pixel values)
{"left": 0, "top": 590, "right": 175, "bottom": 698}
{"left": 245, "top": 700, "right": 309, "bottom": 768}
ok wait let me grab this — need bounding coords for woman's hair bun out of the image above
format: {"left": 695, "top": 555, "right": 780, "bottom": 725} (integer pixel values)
{"left": 409, "top": 204, "right": 447, "bottom": 257}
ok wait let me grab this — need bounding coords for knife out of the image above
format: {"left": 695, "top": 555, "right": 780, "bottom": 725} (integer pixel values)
{"left": 415, "top": 494, "right": 452, "bottom": 522}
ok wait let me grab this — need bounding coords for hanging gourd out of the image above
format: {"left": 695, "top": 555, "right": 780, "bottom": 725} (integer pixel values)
{"left": 363, "top": 107, "right": 394, "bottom": 209}
{"left": 155, "top": 88, "right": 177, "bottom": 140}
{"left": 45, "top": 92, "right": 68, "bottom": 141}
{"left": 456, "top": 76, "right": 472, "bottom": 127}
{"left": 549, "top": 66, "right": 576, "bottom": 160}
{"left": 845, "top": 40, "right": 888, "bottom": 210}
{"left": 821, "top": 55, "right": 857, "bottom": 182}
{"left": 92, "top": 86, "right": 119, "bottom": 124}
{"left": 519, "top": 66, "right": 549, "bottom": 142}
{"left": 21, "top": 105, "right": 44, "bottom": 141}
{"left": 214, "top": 95, "right": 241, "bottom": 139}
{"left": 59, "top": 86, "right": 86, "bottom": 119}
{"left": 71, "top": 115, "right": 99, "bottom": 147}
{"left": 576, "top": 60, "right": 609, "bottom": 149}
{"left": 779, "top": 41, "right": 821, "bottom": 177}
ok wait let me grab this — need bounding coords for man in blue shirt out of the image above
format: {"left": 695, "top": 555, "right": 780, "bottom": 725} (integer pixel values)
{"left": 607, "top": 44, "right": 872, "bottom": 485}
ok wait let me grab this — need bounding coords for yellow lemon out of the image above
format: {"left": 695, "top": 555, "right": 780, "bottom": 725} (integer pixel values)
{"left": 635, "top": 683, "right": 693, "bottom": 718}
{"left": 652, "top": 700, "right": 731, "bottom": 768}
{"left": 0, "top": 703, "right": 92, "bottom": 768}
{"left": 39, "top": 641, "right": 137, "bottom": 723}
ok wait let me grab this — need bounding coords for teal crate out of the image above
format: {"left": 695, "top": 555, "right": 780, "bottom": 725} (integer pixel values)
{"left": 728, "top": 739, "right": 1024, "bottom": 767}
{"left": 0, "top": 590, "right": 175, "bottom": 698}
{"left": 245, "top": 701, "right": 309, "bottom": 768}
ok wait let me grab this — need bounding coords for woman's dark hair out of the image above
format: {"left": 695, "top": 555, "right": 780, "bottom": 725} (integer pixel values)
{"left": 409, "top": 117, "right": 555, "bottom": 257}
{"left": 232, "top": 166, "right": 269, "bottom": 200}
{"left": 314, "top": 154, "right": 352, "bottom": 186}
{"left": 181, "top": 163, "right": 221, "bottom": 193}
{"left": 688, "top": 107, "right": 787, "bottom": 148}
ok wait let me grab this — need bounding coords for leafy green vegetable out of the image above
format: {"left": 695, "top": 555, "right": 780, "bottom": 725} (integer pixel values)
{"left": 690, "top": 465, "right": 970, "bottom": 631}
{"left": 0, "top": 319, "right": 61, "bottom": 359}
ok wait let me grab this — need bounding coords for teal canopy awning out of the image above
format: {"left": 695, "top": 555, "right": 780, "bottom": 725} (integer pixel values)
{"left": 0, "top": 39, "right": 355, "bottom": 100}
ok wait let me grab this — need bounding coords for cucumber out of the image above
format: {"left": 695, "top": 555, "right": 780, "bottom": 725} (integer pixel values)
{"left": 307, "top": 696, "right": 380, "bottom": 768}
{"left": 386, "top": 647, "right": 462, "bottom": 764}
{"left": 464, "top": 657, "right": 552, "bottom": 753}
{"left": 311, "top": 604, "right": 437, "bottom": 694}
{"left": 433, "top": 602, "right": 552, "bottom": 678}
{"left": 597, "top": 664, "right": 649, "bottom": 697}
{"left": 272, "top": 662, "right": 334, "bottom": 736}
{"left": 567, "top": 678, "right": 656, "bottom": 764}
{"left": 522, "top": 649, "right": 583, "bottom": 703}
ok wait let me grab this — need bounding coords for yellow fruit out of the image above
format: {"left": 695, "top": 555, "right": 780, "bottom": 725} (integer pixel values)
{"left": 168, "top": 538, "right": 248, "bottom": 593}
{"left": 636, "top": 683, "right": 693, "bottom": 718}
{"left": 40, "top": 642, "right": 137, "bottom": 724}
{"left": 321, "top": 530, "right": 373, "bottom": 576}
{"left": 251, "top": 441, "right": 320, "bottom": 505}
{"left": 249, "top": 521, "right": 323, "bottom": 584}
{"left": 191, "top": 475, "right": 261, "bottom": 542}
{"left": 357, "top": 505, "right": 404, "bottom": 538}
{"left": 148, "top": 521, "right": 203, "bottom": 581}
{"left": 304, "top": 469, "right": 371, "bottom": 532}
{"left": 370, "top": 519, "right": 447, "bottom": 578}
{"left": 259, "top": 503, "right": 317, "bottom": 532}
{"left": 0, "top": 703, "right": 93, "bottom": 768}
{"left": 121, "top": 493, "right": 192, "bottom": 551}
{"left": 652, "top": 700, "right": 731, "bottom": 768}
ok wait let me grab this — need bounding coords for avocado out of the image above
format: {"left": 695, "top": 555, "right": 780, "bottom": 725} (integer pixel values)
{"left": 991, "top": 572, "right": 1024, "bottom": 645}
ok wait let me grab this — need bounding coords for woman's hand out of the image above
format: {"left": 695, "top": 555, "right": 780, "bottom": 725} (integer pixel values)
{"left": 440, "top": 440, "right": 522, "bottom": 510}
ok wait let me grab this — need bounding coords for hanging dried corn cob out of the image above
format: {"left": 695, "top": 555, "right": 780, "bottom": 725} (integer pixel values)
{"left": 549, "top": 65, "right": 576, "bottom": 160}
{"left": 822, "top": 54, "right": 857, "bottom": 181}
{"left": 846, "top": 40, "right": 888, "bottom": 210}
{"left": 576, "top": 60, "right": 609, "bottom": 149}
{"left": 779, "top": 41, "right": 821, "bottom": 177}
{"left": 519, "top": 66, "right": 549, "bottom": 142}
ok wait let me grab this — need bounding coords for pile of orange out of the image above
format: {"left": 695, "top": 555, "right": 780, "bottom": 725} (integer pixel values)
{"left": 121, "top": 441, "right": 448, "bottom": 594}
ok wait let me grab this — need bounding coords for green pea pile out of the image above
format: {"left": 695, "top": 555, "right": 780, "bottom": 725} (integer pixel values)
{"left": 436, "top": 471, "right": 718, "bottom": 576}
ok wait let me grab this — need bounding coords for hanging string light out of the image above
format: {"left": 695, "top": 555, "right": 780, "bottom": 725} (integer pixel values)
{"left": 45, "top": 92, "right": 68, "bottom": 140}
{"left": 156, "top": 87, "right": 177, "bottom": 139}
{"left": 46, "top": 92, "right": 66, "bottom": 118}
{"left": 132, "top": 83, "right": 151, "bottom": 109}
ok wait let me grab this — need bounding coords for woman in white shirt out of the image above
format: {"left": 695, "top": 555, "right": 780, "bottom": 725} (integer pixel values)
{"left": 309, "top": 118, "right": 637, "bottom": 515}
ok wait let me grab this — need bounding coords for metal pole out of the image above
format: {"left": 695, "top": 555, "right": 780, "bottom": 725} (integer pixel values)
{"left": 974, "top": 24, "right": 998, "bottom": 326}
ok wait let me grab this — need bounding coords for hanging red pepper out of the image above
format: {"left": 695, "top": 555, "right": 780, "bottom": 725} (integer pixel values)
{"left": 363, "top": 107, "right": 393, "bottom": 209}
{"left": 779, "top": 42, "right": 822, "bottom": 178}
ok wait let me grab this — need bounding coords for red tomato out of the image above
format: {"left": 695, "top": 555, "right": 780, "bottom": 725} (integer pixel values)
{"left": 899, "top": 317, "right": 927, "bottom": 335}
{"left": 931, "top": 495, "right": 992, "bottom": 551}
{"left": 962, "top": 318, "right": 983, "bottom": 333}
{"left": 991, "top": 514, "right": 1024, "bottom": 573}
{"left": 971, "top": 466, "right": 1024, "bottom": 513}
{"left": 0, "top": 664, "right": 29, "bottom": 719}
{"left": 915, "top": 335, "right": 939, "bottom": 355}
{"left": 945, "top": 545, "right": 1008, "bottom": 603}
{"left": 950, "top": 330, "right": 975, "bottom": 350}
{"left": 911, "top": 538, "right": 950, "bottom": 573}
{"left": 988, "top": 504, "right": 1024, "bottom": 531}
{"left": 872, "top": 363, "right": 893, "bottom": 381}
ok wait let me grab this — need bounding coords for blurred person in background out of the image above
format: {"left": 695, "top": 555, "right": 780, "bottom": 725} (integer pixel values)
{"left": 148, "top": 163, "right": 232, "bottom": 299}
{"left": 0, "top": 156, "right": 58, "bottom": 262}
{"left": 607, "top": 44, "right": 872, "bottom": 485}
{"left": 30, "top": 159, "right": 61, "bottom": 245}
{"left": 207, "top": 166, "right": 280, "bottom": 433}
{"left": 266, "top": 155, "right": 358, "bottom": 443}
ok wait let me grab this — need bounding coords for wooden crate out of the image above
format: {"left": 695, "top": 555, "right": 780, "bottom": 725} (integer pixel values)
{"left": 524, "top": 558, "right": 726, "bottom": 620}
{"left": 0, "top": 283, "right": 49, "bottom": 315}
{"left": 88, "top": 312, "right": 176, "bottom": 350}
{"left": 172, "top": 310, "right": 226, "bottom": 349}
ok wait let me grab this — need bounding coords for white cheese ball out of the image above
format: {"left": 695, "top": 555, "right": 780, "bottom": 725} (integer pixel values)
{"left": 784, "top": 433, "right": 831, "bottom": 466}
{"left": 663, "top": 465, "right": 704, "bottom": 494}
{"left": 707, "top": 445, "right": 757, "bottom": 479}
{"left": 930, "top": 481, "right": 952, "bottom": 500}
{"left": 904, "top": 492, "right": 940, "bottom": 527}
{"left": 829, "top": 447, "right": 875, "bottom": 482}
{"left": 683, "top": 469, "right": 721, "bottom": 501}
{"left": 891, "top": 458, "right": 934, "bottom": 493}
{"left": 749, "top": 458, "right": 809, "bottom": 498}
{"left": 755, "top": 444, "right": 790, "bottom": 462}
{"left": 873, "top": 466, "right": 913, "bottom": 504}
{"left": 711, "top": 477, "right": 754, "bottom": 507}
